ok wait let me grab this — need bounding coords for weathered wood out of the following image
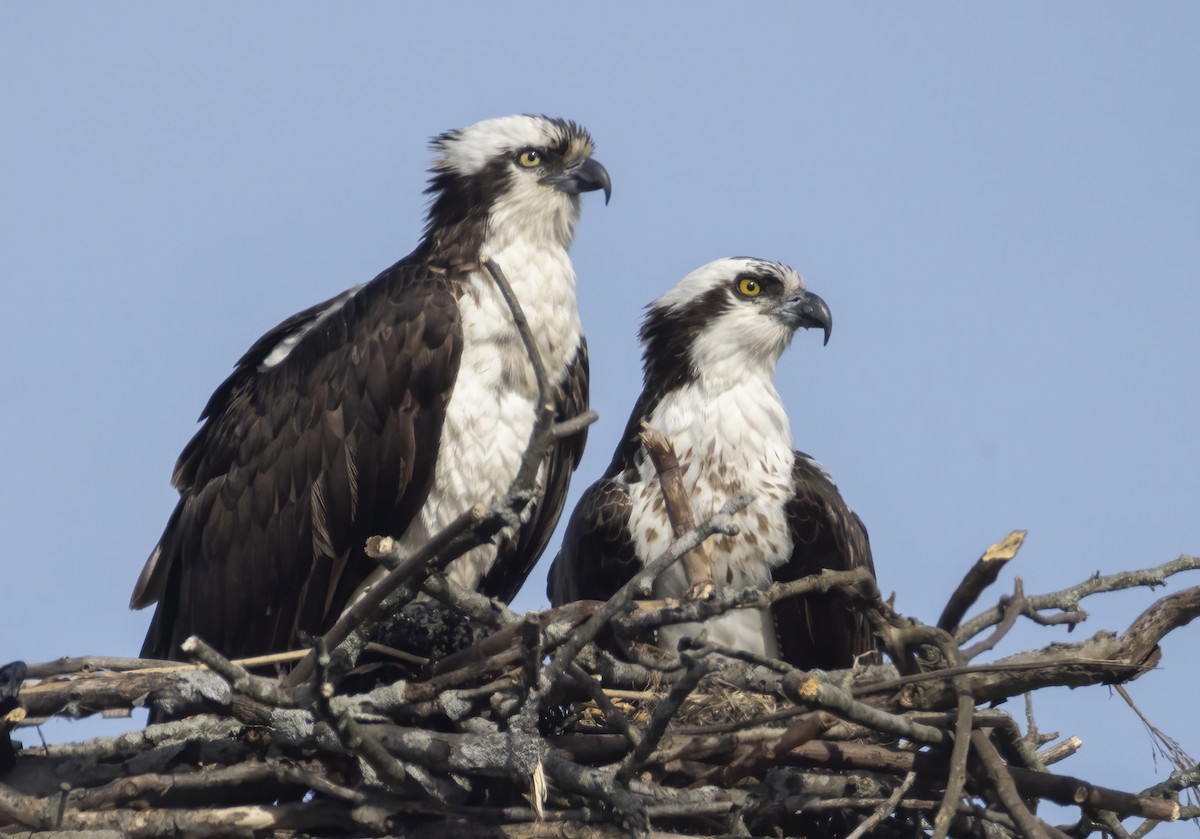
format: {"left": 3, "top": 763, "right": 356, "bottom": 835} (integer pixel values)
{"left": 639, "top": 424, "right": 716, "bottom": 600}
{"left": 7, "top": 543, "right": 1199, "bottom": 837}
{"left": 938, "top": 530, "right": 1026, "bottom": 633}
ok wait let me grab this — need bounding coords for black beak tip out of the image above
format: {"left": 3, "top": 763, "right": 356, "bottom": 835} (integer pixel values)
{"left": 593, "top": 161, "right": 612, "bottom": 204}
{"left": 568, "top": 158, "right": 610, "bottom": 204}
{"left": 791, "top": 290, "right": 833, "bottom": 345}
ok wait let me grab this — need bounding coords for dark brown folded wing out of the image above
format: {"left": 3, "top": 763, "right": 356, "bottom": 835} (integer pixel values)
{"left": 547, "top": 475, "right": 638, "bottom": 606}
{"left": 773, "top": 453, "right": 878, "bottom": 670}
{"left": 133, "top": 261, "right": 463, "bottom": 659}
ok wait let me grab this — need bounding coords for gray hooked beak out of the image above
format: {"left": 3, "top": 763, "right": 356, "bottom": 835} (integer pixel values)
{"left": 545, "top": 158, "right": 612, "bottom": 204}
{"left": 776, "top": 289, "right": 832, "bottom": 345}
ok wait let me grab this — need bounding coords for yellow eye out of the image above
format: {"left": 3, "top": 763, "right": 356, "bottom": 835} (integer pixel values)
{"left": 737, "top": 277, "right": 762, "bottom": 297}
{"left": 517, "top": 149, "right": 543, "bottom": 168}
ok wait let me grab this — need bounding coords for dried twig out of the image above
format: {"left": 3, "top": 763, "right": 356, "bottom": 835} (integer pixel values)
{"left": 7, "top": 447, "right": 1199, "bottom": 839}
{"left": 638, "top": 424, "right": 715, "bottom": 600}
{"left": 895, "top": 625, "right": 973, "bottom": 839}
{"left": 181, "top": 636, "right": 301, "bottom": 708}
{"left": 939, "top": 530, "right": 1027, "bottom": 633}
{"left": 623, "top": 566, "right": 879, "bottom": 634}
{"left": 845, "top": 770, "right": 917, "bottom": 839}
{"left": 781, "top": 671, "right": 947, "bottom": 746}
{"left": 970, "top": 729, "right": 1065, "bottom": 839}
{"left": 955, "top": 555, "right": 1200, "bottom": 644}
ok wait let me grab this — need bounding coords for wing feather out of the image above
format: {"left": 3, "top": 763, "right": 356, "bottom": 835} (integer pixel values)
{"left": 134, "top": 262, "right": 463, "bottom": 659}
{"left": 773, "top": 453, "right": 879, "bottom": 670}
{"left": 546, "top": 475, "right": 638, "bottom": 606}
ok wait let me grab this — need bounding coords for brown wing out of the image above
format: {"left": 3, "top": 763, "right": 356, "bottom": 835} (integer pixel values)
{"left": 132, "top": 261, "right": 464, "bottom": 659}
{"left": 773, "top": 453, "right": 879, "bottom": 670}
{"left": 481, "top": 341, "right": 590, "bottom": 603}
{"left": 546, "top": 475, "right": 638, "bottom": 606}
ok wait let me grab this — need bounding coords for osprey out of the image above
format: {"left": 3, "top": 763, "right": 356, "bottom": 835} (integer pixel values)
{"left": 132, "top": 115, "right": 610, "bottom": 660}
{"left": 548, "top": 258, "right": 876, "bottom": 669}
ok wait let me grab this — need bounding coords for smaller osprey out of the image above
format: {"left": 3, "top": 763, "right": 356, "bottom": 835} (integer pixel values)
{"left": 548, "top": 258, "right": 876, "bottom": 670}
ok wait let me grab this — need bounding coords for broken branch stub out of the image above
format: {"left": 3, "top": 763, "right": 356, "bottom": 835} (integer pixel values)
{"left": 638, "top": 423, "right": 716, "bottom": 601}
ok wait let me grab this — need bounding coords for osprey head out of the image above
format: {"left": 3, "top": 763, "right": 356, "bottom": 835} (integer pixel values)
{"left": 423, "top": 115, "right": 610, "bottom": 258}
{"left": 641, "top": 257, "right": 832, "bottom": 388}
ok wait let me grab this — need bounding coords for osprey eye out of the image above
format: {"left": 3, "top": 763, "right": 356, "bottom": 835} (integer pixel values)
{"left": 737, "top": 278, "right": 762, "bottom": 297}
{"left": 517, "top": 149, "right": 543, "bottom": 168}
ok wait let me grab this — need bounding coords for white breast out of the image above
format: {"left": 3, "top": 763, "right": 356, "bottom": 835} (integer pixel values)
{"left": 628, "top": 378, "right": 796, "bottom": 658}
{"left": 397, "top": 239, "right": 583, "bottom": 591}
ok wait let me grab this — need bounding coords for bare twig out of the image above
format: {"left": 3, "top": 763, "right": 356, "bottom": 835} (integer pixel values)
{"left": 781, "top": 671, "right": 947, "bottom": 746}
{"left": 285, "top": 502, "right": 486, "bottom": 686}
{"left": 894, "top": 625, "right": 973, "bottom": 839}
{"left": 1036, "top": 736, "right": 1083, "bottom": 767}
{"left": 638, "top": 424, "right": 715, "bottom": 600}
{"left": 181, "top": 636, "right": 301, "bottom": 708}
{"left": 1139, "top": 762, "right": 1200, "bottom": 798}
{"left": 533, "top": 492, "right": 750, "bottom": 695}
{"left": 623, "top": 566, "right": 879, "bottom": 634}
{"left": 871, "top": 587, "right": 1200, "bottom": 712}
{"left": 971, "top": 730, "right": 1064, "bottom": 839}
{"left": 568, "top": 663, "right": 642, "bottom": 749}
{"left": 939, "top": 530, "right": 1027, "bottom": 633}
{"left": 845, "top": 770, "right": 917, "bottom": 839}
{"left": 961, "top": 579, "right": 1029, "bottom": 661}
{"left": 955, "top": 555, "right": 1200, "bottom": 644}
{"left": 617, "top": 655, "right": 713, "bottom": 781}
{"left": 66, "top": 758, "right": 365, "bottom": 811}
{"left": 1003, "top": 764, "right": 1181, "bottom": 822}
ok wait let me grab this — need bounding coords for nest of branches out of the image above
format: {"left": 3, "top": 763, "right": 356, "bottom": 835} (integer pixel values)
{"left": 5, "top": 540, "right": 1200, "bottom": 839}
{"left": 3, "top": 261, "right": 1198, "bottom": 838}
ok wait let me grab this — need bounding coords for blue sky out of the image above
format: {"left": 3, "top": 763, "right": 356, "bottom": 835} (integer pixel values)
{"left": 2, "top": 3, "right": 1197, "bottom": 812}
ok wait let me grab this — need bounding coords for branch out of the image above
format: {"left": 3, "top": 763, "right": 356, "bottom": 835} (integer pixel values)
{"left": 938, "top": 530, "right": 1027, "bottom": 633}
{"left": 532, "top": 492, "right": 750, "bottom": 695}
{"left": 868, "top": 585, "right": 1200, "bottom": 712}
{"left": 894, "top": 626, "right": 973, "bottom": 839}
{"left": 181, "top": 636, "right": 301, "bottom": 708}
{"left": 970, "top": 730, "right": 1066, "bottom": 839}
{"left": 781, "top": 671, "right": 948, "bottom": 746}
{"left": 638, "top": 424, "right": 714, "bottom": 600}
{"left": 845, "top": 771, "right": 917, "bottom": 839}
{"left": 955, "top": 555, "right": 1200, "bottom": 644}
{"left": 622, "top": 567, "right": 879, "bottom": 634}
{"left": 616, "top": 654, "right": 713, "bottom": 781}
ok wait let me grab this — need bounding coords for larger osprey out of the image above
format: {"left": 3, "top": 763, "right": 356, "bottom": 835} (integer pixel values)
{"left": 132, "top": 115, "right": 610, "bottom": 660}
{"left": 548, "top": 258, "right": 876, "bottom": 669}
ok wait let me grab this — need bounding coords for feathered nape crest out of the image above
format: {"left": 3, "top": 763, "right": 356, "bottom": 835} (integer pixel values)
{"left": 415, "top": 115, "right": 592, "bottom": 265}
{"left": 637, "top": 285, "right": 731, "bottom": 398}
{"left": 427, "top": 116, "right": 591, "bottom": 175}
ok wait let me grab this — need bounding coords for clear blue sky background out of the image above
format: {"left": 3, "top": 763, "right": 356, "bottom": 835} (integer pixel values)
{"left": 3, "top": 3, "right": 1197, "bottom": 818}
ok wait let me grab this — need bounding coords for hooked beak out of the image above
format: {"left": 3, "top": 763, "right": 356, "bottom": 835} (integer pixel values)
{"left": 545, "top": 157, "right": 612, "bottom": 204}
{"left": 776, "top": 289, "right": 832, "bottom": 345}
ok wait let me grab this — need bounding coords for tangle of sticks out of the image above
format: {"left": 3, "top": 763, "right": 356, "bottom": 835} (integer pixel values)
{"left": 3, "top": 260, "right": 1197, "bottom": 838}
